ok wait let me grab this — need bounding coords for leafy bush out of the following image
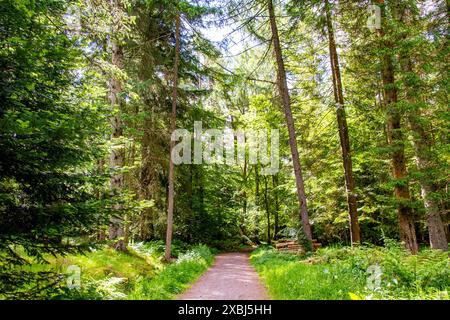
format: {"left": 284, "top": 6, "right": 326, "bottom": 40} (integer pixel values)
{"left": 129, "top": 245, "right": 214, "bottom": 300}
{"left": 251, "top": 244, "right": 449, "bottom": 300}
{"left": 209, "top": 239, "right": 242, "bottom": 252}
{"left": 250, "top": 247, "right": 363, "bottom": 299}
{"left": 5, "top": 241, "right": 214, "bottom": 300}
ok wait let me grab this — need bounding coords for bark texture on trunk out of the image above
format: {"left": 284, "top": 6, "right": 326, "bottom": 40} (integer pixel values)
{"left": 254, "top": 165, "right": 260, "bottom": 241}
{"left": 165, "top": 13, "right": 181, "bottom": 261}
{"left": 325, "top": 0, "right": 361, "bottom": 245}
{"left": 378, "top": 4, "right": 418, "bottom": 254}
{"left": 272, "top": 175, "right": 279, "bottom": 239}
{"left": 242, "top": 155, "right": 248, "bottom": 235}
{"left": 140, "top": 106, "right": 155, "bottom": 241}
{"left": 264, "top": 176, "right": 271, "bottom": 244}
{"left": 382, "top": 56, "right": 418, "bottom": 254}
{"left": 109, "top": 36, "right": 127, "bottom": 251}
{"left": 396, "top": 6, "right": 448, "bottom": 251}
{"left": 268, "top": 0, "right": 312, "bottom": 243}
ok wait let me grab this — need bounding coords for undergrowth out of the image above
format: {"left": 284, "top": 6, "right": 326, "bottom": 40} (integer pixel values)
{"left": 2, "top": 241, "right": 214, "bottom": 300}
{"left": 250, "top": 243, "right": 449, "bottom": 300}
{"left": 128, "top": 244, "right": 214, "bottom": 299}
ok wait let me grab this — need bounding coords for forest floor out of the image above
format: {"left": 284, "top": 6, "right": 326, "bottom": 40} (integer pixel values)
{"left": 250, "top": 246, "right": 449, "bottom": 300}
{"left": 178, "top": 252, "right": 269, "bottom": 300}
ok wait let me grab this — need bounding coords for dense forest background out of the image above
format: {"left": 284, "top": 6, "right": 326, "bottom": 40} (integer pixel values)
{"left": 0, "top": 0, "right": 448, "bottom": 299}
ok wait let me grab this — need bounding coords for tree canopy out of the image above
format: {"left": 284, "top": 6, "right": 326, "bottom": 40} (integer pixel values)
{"left": 0, "top": 0, "right": 448, "bottom": 299}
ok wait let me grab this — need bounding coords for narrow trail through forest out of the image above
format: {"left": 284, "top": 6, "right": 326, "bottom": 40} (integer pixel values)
{"left": 178, "top": 252, "right": 269, "bottom": 300}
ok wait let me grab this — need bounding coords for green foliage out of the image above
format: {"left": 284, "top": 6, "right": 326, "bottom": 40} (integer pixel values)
{"left": 251, "top": 245, "right": 449, "bottom": 300}
{"left": 1, "top": 242, "right": 213, "bottom": 300}
{"left": 1, "top": 0, "right": 448, "bottom": 300}
{"left": 209, "top": 239, "right": 242, "bottom": 252}
{"left": 129, "top": 245, "right": 214, "bottom": 300}
{"left": 0, "top": 0, "right": 111, "bottom": 298}
{"left": 56, "top": 248, "right": 157, "bottom": 281}
{"left": 0, "top": 244, "right": 160, "bottom": 300}
{"left": 314, "top": 244, "right": 449, "bottom": 299}
{"left": 251, "top": 247, "right": 364, "bottom": 299}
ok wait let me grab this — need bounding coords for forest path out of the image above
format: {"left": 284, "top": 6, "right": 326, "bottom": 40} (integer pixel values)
{"left": 178, "top": 252, "right": 270, "bottom": 300}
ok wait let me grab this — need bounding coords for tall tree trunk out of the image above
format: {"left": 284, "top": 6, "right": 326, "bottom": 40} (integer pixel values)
{"left": 268, "top": 0, "right": 312, "bottom": 244}
{"left": 140, "top": 117, "right": 153, "bottom": 241}
{"left": 96, "top": 158, "right": 106, "bottom": 241}
{"left": 397, "top": 6, "right": 448, "bottom": 251}
{"left": 272, "top": 175, "right": 279, "bottom": 239}
{"left": 165, "top": 13, "right": 181, "bottom": 261}
{"left": 407, "top": 108, "right": 448, "bottom": 251}
{"left": 199, "top": 168, "right": 205, "bottom": 216}
{"left": 109, "top": 30, "right": 126, "bottom": 251}
{"left": 254, "top": 164, "right": 260, "bottom": 242}
{"left": 242, "top": 154, "right": 248, "bottom": 235}
{"left": 139, "top": 94, "right": 157, "bottom": 241}
{"left": 264, "top": 176, "right": 271, "bottom": 244}
{"left": 378, "top": 4, "right": 418, "bottom": 254}
{"left": 324, "top": 0, "right": 361, "bottom": 245}
{"left": 123, "top": 114, "right": 137, "bottom": 245}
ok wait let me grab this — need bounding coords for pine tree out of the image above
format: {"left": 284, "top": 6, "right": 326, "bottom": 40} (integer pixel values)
{"left": 324, "top": 0, "right": 361, "bottom": 245}
{"left": 108, "top": 0, "right": 127, "bottom": 252}
{"left": 0, "top": 0, "right": 110, "bottom": 297}
{"left": 165, "top": 11, "right": 181, "bottom": 262}
{"left": 268, "top": 0, "right": 313, "bottom": 245}
{"left": 377, "top": 2, "right": 418, "bottom": 253}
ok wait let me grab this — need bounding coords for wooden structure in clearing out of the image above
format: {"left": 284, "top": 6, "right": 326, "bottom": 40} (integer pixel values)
{"left": 274, "top": 239, "right": 322, "bottom": 253}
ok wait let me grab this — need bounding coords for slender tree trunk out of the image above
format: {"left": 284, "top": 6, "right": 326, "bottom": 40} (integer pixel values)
{"left": 396, "top": 7, "right": 448, "bottom": 251}
{"left": 95, "top": 158, "right": 106, "bottom": 241}
{"left": 242, "top": 154, "right": 248, "bottom": 234}
{"left": 199, "top": 168, "right": 205, "bottom": 215}
{"left": 268, "top": 0, "right": 312, "bottom": 244}
{"left": 109, "top": 35, "right": 127, "bottom": 251}
{"left": 165, "top": 13, "right": 181, "bottom": 262}
{"left": 189, "top": 164, "right": 194, "bottom": 210}
{"left": 140, "top": 96, "right": 152, "bottom": 241}
{"left": 123, "top": 121, "right": 137, "bottom": 244}
{"left": 324, "top": 0, "right": 361, "bottom": 245}
{"left": 408, "top": 108, "right": 449, "bottom": 251}
{"left": 273, "top": 174, "right": 280, "bottom": 239}
{"left": 254, "top": 165, "right": 260, "bottom": 241}
{"left": 378, "top": 4, "right": 418, "bottom": 254}
{"left": 264, "top": 176, "right": 271, "bottom": 244}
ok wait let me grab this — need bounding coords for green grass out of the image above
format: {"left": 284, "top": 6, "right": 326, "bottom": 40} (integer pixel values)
{"left": 54, "top": 248, "right": 159, "bottom": 280}
{"left": 251, "top": 247, "right": 363, "bottom": 299}
{"left": 51, "top": 246, "right": 161, "bottom": 299}
{"left": 53, "top": 243, "right": 214, "bottom": 300}
{"left": 250, "top": 245, "right": 449, "bottom": 300}
{"left": 3, "top": 242, "right": 214, "bottom": 300}
{"left": 129, "top": 245, "right": 214, "bottom": 299}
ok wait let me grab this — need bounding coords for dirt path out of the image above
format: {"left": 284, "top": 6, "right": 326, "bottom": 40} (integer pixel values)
{"left": 178, "top": 252, "right": 269, "bottom": 300}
